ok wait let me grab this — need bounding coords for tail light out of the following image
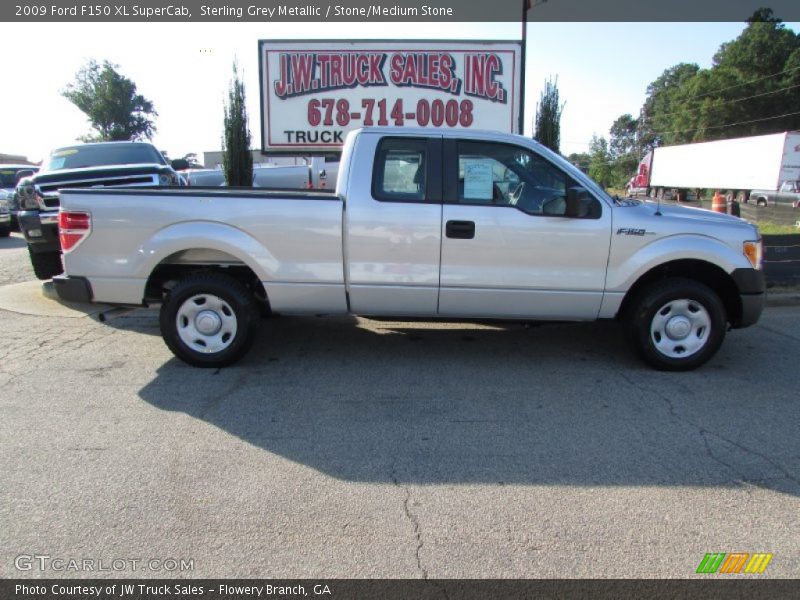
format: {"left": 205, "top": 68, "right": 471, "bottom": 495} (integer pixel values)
{"left": 59, "top": 210, "right": 91, "bottom": 252}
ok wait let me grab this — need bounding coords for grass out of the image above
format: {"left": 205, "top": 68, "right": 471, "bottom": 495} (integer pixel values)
{"left": 755, "top": 222, "right": 800, "bottom": 235}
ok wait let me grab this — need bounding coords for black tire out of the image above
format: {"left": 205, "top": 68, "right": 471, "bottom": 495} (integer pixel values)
{"left": 159, "top": 272, "right": 259, "bottom": 368}
{"left": 0, "top": 224, "right": 10, "bottom": 238}
{"left": 756, "top": 197, "right": 767, "bottom": 207}
{"left": 28, "top": 247, "right": 63, "bottom": 280}
{"left": 627, "top": 278, "right": 727, "bottom": 371}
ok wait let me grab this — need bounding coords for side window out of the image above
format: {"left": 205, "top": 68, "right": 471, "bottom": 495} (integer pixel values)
{"left": 373, "top": 138, "right": 427, "bottom": 202}
{"left": 456, "top": 141, "right": 570, "bottom": 216}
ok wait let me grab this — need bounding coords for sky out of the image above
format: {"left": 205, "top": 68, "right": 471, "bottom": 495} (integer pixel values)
{"left": 0, "top": 20, "right": 789, "bottom": 162}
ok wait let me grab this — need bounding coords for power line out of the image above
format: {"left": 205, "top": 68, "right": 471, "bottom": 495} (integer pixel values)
{"left": 657, "top": 109, "right": 800, "bottom": 136}
{"left": 684, "top": 64, "right": 800, "bottom": 101}
{"left": 640, "top": 82, "right": 800, "bottom": 121}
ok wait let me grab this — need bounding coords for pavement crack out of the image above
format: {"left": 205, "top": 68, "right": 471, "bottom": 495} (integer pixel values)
{"left": 391, "top": 466, "right": 428, "bottom": 579}
{"left": 758, "top": 324, "right": 800, "bottom": 344}
{"left": 699, "top": 427, "right": 800, "bottom": 488}
{"left": 617, "top": 372, "right": 800, "bottom": 491}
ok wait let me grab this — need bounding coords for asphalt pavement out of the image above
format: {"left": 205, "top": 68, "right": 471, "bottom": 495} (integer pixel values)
{"left": 0, "top": 232, "right": 798, "bottom": 578}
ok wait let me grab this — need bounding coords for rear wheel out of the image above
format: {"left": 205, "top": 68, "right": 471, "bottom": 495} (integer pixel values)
{"left": 159, "top": 272, "right": 259, "bottom": 368}
{"left": 28, "top": 247, "right": 63, "bottom": 280}
{"left": 627, "top": 278, "right": 726, "bottom": 371}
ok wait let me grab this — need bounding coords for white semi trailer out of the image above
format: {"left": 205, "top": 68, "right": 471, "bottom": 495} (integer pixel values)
{"left": 627, "top": 131, "right": 800, "bottom": 203}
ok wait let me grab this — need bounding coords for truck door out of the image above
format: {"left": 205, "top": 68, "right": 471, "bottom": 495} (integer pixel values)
{"left": 344, "top": 134, "right": 443, "bottom": 316}
{"left": 777, "top": 181, "right": 797, "bottom": 206}
{"left": 438, "top": 138, "right": 612, "bottom": 319}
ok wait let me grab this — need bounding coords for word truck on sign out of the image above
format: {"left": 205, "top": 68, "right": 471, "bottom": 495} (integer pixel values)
{"left": 259, "top": 40, "right": 523, "bottom": 153}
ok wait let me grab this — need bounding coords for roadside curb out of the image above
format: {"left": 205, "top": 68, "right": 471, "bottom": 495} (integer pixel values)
{"left": 766, "top": 290, "right": 800, "bottom": 307}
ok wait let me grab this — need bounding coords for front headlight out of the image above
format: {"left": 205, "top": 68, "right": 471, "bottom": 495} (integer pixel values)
{"left": 0, "top": 199, "right": 9, "bottom": 213}
{"left": 158, "top": 172, "right": 179, "bottom": 186}
{"left": 743, "top": 240, "right": 763, "bottom": 270}
{"left": 19, "top": 185, "right": 40, "bottom": 210}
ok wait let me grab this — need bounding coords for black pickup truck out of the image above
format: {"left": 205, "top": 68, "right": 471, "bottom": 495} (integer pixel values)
{"left": 17, "top": 141, "right": 181, "bottom": 279}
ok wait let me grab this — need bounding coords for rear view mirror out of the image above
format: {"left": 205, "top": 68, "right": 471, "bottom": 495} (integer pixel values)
{"left": 566, "top": 186, "right": 599, "bottom": 219}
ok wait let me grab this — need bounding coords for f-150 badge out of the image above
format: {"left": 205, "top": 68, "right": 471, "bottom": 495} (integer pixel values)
{"left": 616, "top": 228, "right": 655, "bottom": 236}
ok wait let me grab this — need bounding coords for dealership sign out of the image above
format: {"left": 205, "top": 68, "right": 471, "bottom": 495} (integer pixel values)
{"left": 259, "top": 40, "right": 523, "bottom": 153}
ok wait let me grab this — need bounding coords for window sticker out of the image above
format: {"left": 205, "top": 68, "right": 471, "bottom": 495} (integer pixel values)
{"left": 462, "top": 159, "right": 493, "bottom": 200}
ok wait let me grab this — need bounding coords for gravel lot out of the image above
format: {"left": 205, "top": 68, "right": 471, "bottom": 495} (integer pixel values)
{"left": 1, "top": 233, "right": 798, "bottom": 578}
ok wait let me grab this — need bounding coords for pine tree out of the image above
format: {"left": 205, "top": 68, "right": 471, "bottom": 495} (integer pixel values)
{"left": 222, "top": 62, "right": 253, "bottom": 187}
{"left": 534, "top": 76, "right": 565, "bottom": 153}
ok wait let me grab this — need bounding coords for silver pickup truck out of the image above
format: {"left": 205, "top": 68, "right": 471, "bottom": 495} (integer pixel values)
{"left": 749, "top": 180, "right": 800, "bottom": 208}
{"left": 54, "top": 128, "right": 765, "bottom": 371}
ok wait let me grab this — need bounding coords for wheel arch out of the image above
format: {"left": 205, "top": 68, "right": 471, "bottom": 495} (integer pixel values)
{"left": 135, "top": 221, "right": 276, "bottom": 306}
{"left": 752, "top": 194, "right": 769, "bottom": 205}
{"left": 617, "top": 259, "right": 742, "bottom": 326}
{"left": 144, "top": 248, "right": 269, "bottom": 311}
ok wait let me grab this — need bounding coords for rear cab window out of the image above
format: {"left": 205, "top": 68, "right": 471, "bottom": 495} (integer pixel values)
{"left": 372, "top": 137, "right": 442, "bottom": 203}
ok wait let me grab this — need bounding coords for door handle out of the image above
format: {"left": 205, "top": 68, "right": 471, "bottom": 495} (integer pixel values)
{"left": 446, "top": 220, "right": 475, "bottom": 239}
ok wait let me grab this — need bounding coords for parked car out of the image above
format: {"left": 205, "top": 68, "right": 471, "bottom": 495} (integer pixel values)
{"left": 17, "top": 141, "right": 181, "bottom": 279}
{"left": 0, "top": 195, "right": 10, "bottom": 237}
{"left": 183, "top": 165, "right": 312, "bottom": 189}
{"left": 0, "top": 164, "right": 39, "bottom": 231}
{"left": 55, "top": 127, "right": 765, "bottom": 371}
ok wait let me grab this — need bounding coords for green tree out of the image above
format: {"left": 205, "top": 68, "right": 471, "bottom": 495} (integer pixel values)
{"left": 637, "top": 63, "right": 699, "bottom": 147}
{"left": 638, "top": 14, "right": 800, "bottom": 145}
{"left": 566, "top": 152, "right": 590, "bottom": 173}
{"left": 609, "top": 114, "right": 638, "bottom": 158}
{"left": 222, "top": 62, "right": 253, "bottom": 187}
{"left": 607, "top": 114, "right": 643, "bottom": 188}
{"left": 534, "top": 76, "right": 565, "bottom": 153}
{"left": 588, "top": 135, "right": 612, "bottom": 188}
{"left": 62, "top": 60, "right": 157, "bottom": 141}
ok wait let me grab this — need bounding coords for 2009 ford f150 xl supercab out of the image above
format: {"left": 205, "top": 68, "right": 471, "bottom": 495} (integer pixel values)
{"left": 54, "top": 128, "right": 765, "bottom": 370}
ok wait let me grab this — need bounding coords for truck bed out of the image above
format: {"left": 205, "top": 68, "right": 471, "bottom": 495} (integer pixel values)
{"left": 59, "top": 187, "right": 346, "bottom": 309}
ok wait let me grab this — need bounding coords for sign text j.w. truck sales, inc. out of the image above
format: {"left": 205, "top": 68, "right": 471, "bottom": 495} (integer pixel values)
{"left": 259, "top": 40, "right": 522, "bottom": 153}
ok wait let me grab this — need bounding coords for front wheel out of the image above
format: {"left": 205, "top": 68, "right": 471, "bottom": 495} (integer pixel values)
{"left": 628, "top": 278, "right": 726, "bottom": 371}
{"left": 0, "top": 223, "right": 10, "bottom": 238}
{"left": 159, "top": 272, "right": 259, "bottom": 368}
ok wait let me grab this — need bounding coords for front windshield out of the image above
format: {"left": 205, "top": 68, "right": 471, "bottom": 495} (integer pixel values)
{"left": 42, "top": 144, "right": 166, "bottom": 171}
{"left": 0, "top": 168, "right": 35, "bottom": 188}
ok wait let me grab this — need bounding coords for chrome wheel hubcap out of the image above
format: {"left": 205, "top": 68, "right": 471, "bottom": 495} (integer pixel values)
{"left": 650, "top": 299, "right": 711, "bottom": 359}
{"left": 195, "top": 310, "right": 222, "bottom": 336}
{"left": 176, "top": 294, "right": 237, "bottom": 354}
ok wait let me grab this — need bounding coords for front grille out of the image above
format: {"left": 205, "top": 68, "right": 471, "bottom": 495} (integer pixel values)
{"left": 42, "top": 195, "right": 60, "bottom": 209}
{"left": 39, "top": 175, "right": 156, "bottom": 194}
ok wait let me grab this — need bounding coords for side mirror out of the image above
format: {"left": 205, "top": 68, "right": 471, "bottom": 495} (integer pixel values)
{"left": 171, "top": 159, "right": 190, "bottom": 171}
{"left": 566, "top": 186, "right": 598, "bottom": 218}
{"left": 15, "top": 170, "right": 35, "bottom": 183}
